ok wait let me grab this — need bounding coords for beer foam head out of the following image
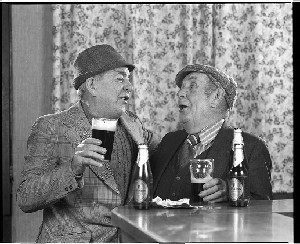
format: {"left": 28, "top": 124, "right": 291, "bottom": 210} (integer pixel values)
{"left": 92, "top": 118, "right": 118, "bottom": 131}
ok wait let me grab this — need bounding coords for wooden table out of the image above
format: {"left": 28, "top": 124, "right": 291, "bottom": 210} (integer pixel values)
{"left": 111, "top": 199, "right": 293, "bottom": 242}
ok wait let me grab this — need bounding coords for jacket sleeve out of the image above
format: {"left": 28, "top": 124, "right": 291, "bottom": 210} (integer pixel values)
{"left": 17, "top": 116, "right": 82, "bottom": 213}
{"left": 247, "top": 138, "right": 273, "bottom": 200}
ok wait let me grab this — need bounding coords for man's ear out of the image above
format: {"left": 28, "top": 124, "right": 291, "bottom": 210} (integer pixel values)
{"left": 210, "top": 88, "right": 225, "bottom": 108}
{"left": 85, "top": 77, "right": 96, "bottom": 96}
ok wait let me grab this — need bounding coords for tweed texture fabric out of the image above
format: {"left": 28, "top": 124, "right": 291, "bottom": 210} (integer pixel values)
{"left": 73, "top": 44, "right": 135, "bottom": 90}
{"left": 175, "top": 64, "right": 237, "bottom": 110}
{"left": 17, "top": 102, "right": 150, "bottom": 243}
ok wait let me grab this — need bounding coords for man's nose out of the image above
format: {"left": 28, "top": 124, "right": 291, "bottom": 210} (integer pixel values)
{"left": 177, "top": 87, "right": 186, "bottom": 98}
{"left": 123, "top": 78, "right": 133, "bottom": 92}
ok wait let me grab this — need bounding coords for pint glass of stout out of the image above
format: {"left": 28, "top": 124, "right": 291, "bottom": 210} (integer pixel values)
{"left": 91, "top": 118, "right": 118, "bottom": 161}
{"left": 189, "top": 159, "right": 214, "bottom": 206}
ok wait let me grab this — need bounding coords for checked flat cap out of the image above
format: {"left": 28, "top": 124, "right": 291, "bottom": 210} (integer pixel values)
{"left": 175, "top": 64, "right": 237, "bottom": 110}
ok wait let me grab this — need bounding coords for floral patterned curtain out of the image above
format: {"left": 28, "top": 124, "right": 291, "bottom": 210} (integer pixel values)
{"left": 52, "top": 4, "right": 293, "bottom": 193}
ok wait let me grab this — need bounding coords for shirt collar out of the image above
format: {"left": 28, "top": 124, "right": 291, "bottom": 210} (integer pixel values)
{"left": 194, "top": 119, "right": 225, "bottom": 146}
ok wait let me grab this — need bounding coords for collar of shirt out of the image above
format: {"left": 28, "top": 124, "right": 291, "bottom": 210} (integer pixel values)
{"left": 186, "top": 118, "right": 224, "bottom": 152}
{"left": 190, "top": 118, "right": 224, "bottom": 158}
{"left": 198, "top": 119, "right": 225, "bottom": 146}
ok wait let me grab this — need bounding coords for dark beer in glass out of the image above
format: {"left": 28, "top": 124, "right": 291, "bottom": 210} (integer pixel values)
{"left": 91, "top": 118, "right": 117, "bottom": 161}
{"left": 191, "top": 180, "right": 206, "bottom": 204}
{"left": 189, "top": 159, "right": 214, "bottom": 206}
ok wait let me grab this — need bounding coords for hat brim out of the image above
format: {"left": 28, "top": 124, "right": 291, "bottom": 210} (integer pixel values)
{"left": 74, "top": 63, "right": 135, "bottom": 90}
{"left": 175, "top": 70, "right": 194, "bottom": 88}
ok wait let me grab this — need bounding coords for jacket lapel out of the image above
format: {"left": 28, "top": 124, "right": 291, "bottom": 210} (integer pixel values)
{"left": 61, "top": 102, "right": 119, "bottom": 194}
{"left": 61, "top": 102, "right": 91, "bottom": 144}
{"left": 153, "top": 130, "right": 187, "bottom": 192}
{"left": 160, "top": 130, "right": 187, "bottom": 171}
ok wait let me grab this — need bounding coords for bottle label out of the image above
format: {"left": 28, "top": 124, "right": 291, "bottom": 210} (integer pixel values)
{"left": 134, "top": 179, "right": 148, "bottom": 203}
{"left": 229, "top": 178, "right": 243, "bottom": 201}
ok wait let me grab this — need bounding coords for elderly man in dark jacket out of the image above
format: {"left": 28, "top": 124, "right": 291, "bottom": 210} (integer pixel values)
{"left": 17, "top": 44, "right": 151, "bottom": 243}
{"left": 151, "top": 64, "right": 272, "bottom": 203}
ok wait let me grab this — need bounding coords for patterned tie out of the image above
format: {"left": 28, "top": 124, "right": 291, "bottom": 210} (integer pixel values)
{"left": 178, "top": 134, "right": 201, "bottom": 169}
{"left": 186, "top": 134, "right": 201, "bottom": 148}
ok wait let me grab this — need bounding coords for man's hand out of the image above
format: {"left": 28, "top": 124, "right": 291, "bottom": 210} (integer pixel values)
{"left": 71, "top": 138, "right": 108, "bottom": 176}
{"left": 199, "top": 178, "right": 228, "bottom": 203}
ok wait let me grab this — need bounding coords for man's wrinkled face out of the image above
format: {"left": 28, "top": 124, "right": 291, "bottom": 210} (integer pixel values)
{"left": 92, "top": 67, "right": 132, "bottom": 119}
{"left": 177, "top": 72, "right": 211, "bottom": 126}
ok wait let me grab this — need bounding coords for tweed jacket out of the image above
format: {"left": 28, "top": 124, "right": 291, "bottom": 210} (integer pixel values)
{"left": 17, "top": 102, "right": 151, "bottom": 243}
{"left": 150, "top": 124, "right": 273, "bottom": 201}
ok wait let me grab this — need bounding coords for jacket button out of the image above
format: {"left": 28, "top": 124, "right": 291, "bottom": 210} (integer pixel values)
{"left": 176, "top": 176, "right": 180, "bottom": 180}
{"left": 172, "top": 193, "right": 176, "bottom": 197}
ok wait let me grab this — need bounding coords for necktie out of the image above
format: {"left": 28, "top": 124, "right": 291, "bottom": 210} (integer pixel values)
{"left": 186, "top": 134, "right": 201, "bottom": 148}
{"left": 178, "top": 134, "right": 201, "bottom": 169}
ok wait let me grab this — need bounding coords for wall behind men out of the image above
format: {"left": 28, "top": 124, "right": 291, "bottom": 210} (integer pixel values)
{"left": 11, "top": 4, "right": 52, "bottom": 242}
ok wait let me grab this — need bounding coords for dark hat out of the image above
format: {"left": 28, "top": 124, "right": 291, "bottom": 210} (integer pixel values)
{"left": 73, "top": 44, "right": 135, "bottom": 90}
{"left": 175, "top": 64, "right": 237, "bottom": 110}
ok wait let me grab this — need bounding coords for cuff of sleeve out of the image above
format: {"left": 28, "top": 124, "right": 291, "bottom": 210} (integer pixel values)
{"left": 70, "top": 168, "right": 84, "bottom": 189}
{"left": 62, "top": 159, "right": 84, "bottom": 190}
{"left": 74, "top": 172, "right": 83, "bottom": 179}
{"left": 73, "top": 172, "right": 84, "bottom": 189}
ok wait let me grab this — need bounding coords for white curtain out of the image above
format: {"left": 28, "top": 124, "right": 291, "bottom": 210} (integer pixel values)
{"left": 52, "top": 4, "right": 293, "bottom": 193}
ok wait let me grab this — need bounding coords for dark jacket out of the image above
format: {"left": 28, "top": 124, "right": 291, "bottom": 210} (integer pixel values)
{"left": 150, "top": 125, "right": 273, "bottom": 200}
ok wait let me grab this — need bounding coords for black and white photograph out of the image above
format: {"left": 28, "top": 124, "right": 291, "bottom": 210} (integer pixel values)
{"left": 2, "top": 2, "right": 293, "bottom": 243}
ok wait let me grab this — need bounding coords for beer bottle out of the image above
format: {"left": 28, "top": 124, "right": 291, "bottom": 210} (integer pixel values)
{"left": 131, "top": 144, "right": 153, "bottom": 210}
{"left": 228, "top": 128, "right": 250, "bottom": 207}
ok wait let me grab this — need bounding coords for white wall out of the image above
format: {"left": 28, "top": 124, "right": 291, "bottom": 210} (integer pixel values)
{"left": 11, "top": 5, "right": 52, "bottom": 242}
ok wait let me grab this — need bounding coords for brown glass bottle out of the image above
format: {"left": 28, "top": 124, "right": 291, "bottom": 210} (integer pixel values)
{"left": 228, "top": 129, "right": 250, "bottom": 207}
{"left": 131, "top": 144, "right": 153, "bottom": 210}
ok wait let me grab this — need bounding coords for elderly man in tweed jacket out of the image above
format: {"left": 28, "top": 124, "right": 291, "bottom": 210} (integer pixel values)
{"left": 17, "top": 44, "right": 151, "bottom": 243}
{"left": 151, "top": 64, "right": 273, "bottom": 203}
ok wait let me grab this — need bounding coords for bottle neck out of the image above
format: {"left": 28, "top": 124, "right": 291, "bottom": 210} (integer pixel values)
{"left": 232, "top": 129, "right": 244, "bottom": 150}
{"left": 233, "top": 144, "right": 244, "bottom": 167}
{"left": 137, "top": 147, "right": 149, "bottom": 167}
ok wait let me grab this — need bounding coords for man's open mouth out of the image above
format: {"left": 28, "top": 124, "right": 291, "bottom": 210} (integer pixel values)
{"left": 120, "top": 95, "right": 129, "bottom": 102}
{"left": 179, "top": 104, "right": 188, "bottom": 111}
